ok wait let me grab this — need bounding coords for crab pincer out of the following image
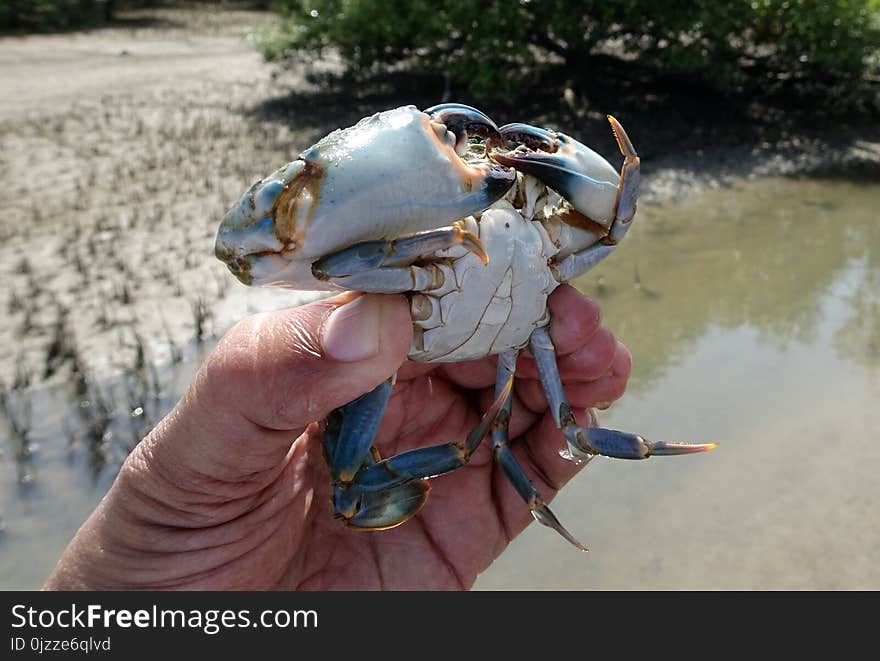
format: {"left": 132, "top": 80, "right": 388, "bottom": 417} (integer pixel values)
{"left": 492, "top": 116, "right": 642, "bottom": 282}
{"left": 214, "top": 106, "right": 514, "bottom": 289}
{"left": 424, "top": 102, "right": 506, "bottom": 153}
{"left": 492, "top": 117, "right": 638, "bottom": 230}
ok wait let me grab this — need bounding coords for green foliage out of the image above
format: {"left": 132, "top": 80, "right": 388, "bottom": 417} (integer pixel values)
{"left": 0, "top": 0, "right": 114, "bottom": 31}
{"left": 737, "top": 0, "right": 879, "bottom": 77}
{"left": 258, "top": 0, "right": 880, "bottom": 98}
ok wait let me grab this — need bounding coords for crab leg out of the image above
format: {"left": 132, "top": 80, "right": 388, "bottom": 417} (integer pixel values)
{"left": 323, "top": 378, "right": 394, "bottom": 483}
{"left": 328, "top": 376, "right": 514, "bottom": 530}
{"left": 323, "top": 378, "right": 430, "bottom": 529}
{"left": 529, "top": 326, "right": 717, "bottom": 461}
{"left": 321, "top": 267, "right": 443, "bottom": 294}
{"left": 345, "top": 376, "right": 513, "bottom": 493}
{"left": 491, "top": 350, "right": 589, "bottom": 551}
{"left": 342, "top": 482, "right": 432, "bottom": 530}
{"left": 311, "top": 224, "right": 488, "bottom": 292}
{"left": 322, "top": 378, "right": 433, "bottom": 529}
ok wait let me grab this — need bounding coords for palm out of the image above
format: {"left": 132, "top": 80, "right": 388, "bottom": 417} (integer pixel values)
{"left": 271, "top": 343, "right": 625, "bottom": 589}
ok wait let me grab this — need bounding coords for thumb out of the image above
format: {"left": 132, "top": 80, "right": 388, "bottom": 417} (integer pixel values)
{"left": 142, "top": 292, "right": 413, "bottom": 481}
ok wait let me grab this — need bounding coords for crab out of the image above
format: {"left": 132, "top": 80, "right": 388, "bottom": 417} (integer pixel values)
{"left": 214, "top": 103, "right": 716, "bottom": 550}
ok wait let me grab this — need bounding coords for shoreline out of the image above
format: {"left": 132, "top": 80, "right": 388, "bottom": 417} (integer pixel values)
{"left": 644, "top": 134, "right": 880, "bottom": 205}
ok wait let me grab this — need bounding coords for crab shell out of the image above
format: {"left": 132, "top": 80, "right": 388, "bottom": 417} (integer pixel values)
{"left": 215, "top": 106, "right": 516, "bottom": 289}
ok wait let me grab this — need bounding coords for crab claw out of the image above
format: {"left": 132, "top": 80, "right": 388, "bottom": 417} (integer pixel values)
{"left": 214, "top": 168, "right": 304, "bottom": 286}
{"left": 424, "top": 103, "right": 505, "bottom": 155}
{"left": 498, "top": 123, "right": 560, "bottom": 153}
{"left": 492, "top": 117, "right": 639, "bottom": 228}
{"left": 215, "top": 106, "right": 516, "bottom": 289}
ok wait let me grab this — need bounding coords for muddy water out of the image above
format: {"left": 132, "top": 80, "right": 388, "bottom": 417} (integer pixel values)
{"left": 1, "top": 176, "right": 878, "bottom": 589}
{"left": 477, "top": 176, "right": 880, "bottom": 589}
{"left": 0, "top": 346, "right": 213, "bottom": 589}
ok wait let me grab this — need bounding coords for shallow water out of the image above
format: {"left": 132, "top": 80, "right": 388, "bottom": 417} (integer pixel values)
{"left": 477, "top": 176, "right": 880, "bottom": 589}
{"left": 1, "top": 176, "right": 878, "bottom": 589}
{"left": 0, "top": 346, "right": 212, "bottom": 590}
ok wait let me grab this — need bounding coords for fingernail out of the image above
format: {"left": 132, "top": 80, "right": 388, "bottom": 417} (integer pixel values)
{"left": 322, "top": 295, "right": 382, "bottom": 362}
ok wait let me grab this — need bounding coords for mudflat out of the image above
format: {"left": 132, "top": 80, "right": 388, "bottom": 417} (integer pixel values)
{"left": 1, "top": 6, "right": 316, "bottom": 389}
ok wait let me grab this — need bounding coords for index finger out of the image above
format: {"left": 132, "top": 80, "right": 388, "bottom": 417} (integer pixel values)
{"left": 544, "top": 284, "right": 603, "bottom": 356}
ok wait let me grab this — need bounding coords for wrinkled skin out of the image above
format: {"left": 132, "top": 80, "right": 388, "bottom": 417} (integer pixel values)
{"left": 44, "top": 287, "right": 629, "bottom": 590}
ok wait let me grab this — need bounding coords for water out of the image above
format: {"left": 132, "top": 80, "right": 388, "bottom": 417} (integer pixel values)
{"left": 476, "top": 176, "right": 880, "bottom": 589}
{"left": 0, "top": 345, "right": 213, "bottom": 590}
{"left": 1, "top": 176, "right": 878, "bottom": 589}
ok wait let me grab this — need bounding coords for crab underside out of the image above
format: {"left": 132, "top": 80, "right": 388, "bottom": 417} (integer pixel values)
{"left": 215, "top": 103, "right": 716, "bottom": 550}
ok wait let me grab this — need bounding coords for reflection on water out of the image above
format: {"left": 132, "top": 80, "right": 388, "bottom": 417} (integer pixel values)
{"left": 574, "top": 177, "right": 880, "bottom": 388}
{"left": 834, "top": 253, "right": 880, "bottom": 368}
{"left": 1, "top": 177, "right": 878, "bottom": 589}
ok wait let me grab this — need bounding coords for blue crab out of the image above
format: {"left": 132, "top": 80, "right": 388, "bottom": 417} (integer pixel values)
{"left": 215, "top": 104, "right": 715, "bottom": 550}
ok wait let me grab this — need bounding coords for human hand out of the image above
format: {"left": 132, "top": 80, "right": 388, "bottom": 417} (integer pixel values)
{"left": 44, "top": 284, "right": 631, "bottom": 590}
